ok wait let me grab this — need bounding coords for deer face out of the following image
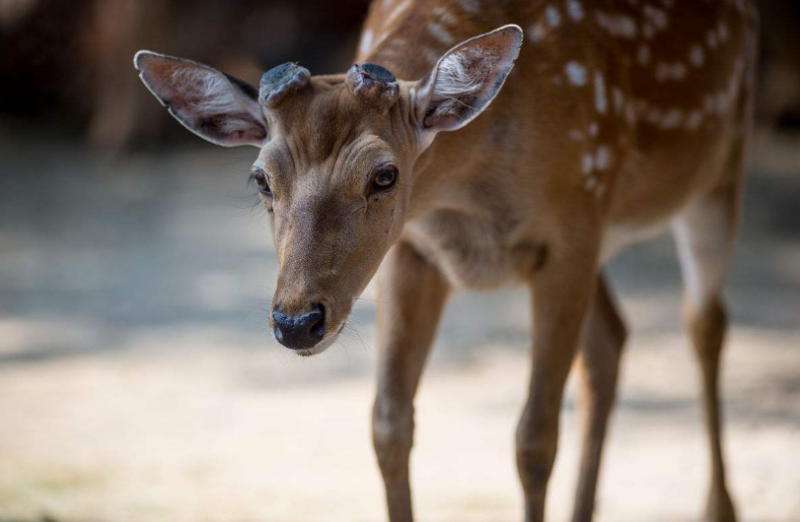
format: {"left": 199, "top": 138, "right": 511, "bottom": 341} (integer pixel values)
{"left": 134, "top": 25, "right": 522, "bottom": 355}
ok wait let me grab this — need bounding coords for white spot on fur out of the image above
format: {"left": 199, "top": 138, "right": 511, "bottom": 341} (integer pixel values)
{"left": 689, "top": 45, "right": 705, "bottom": 67}
{"left": 581, "top": 153, "right": 594, "bottom": 174}
{"left": 594, "top": 71, "right": 607, "bottom": 114}
{"left": 385, "top": 0, "right": 411, "bottom": 27}
{"left": 433, "top": 6, "right": 460, "bottom": 26}
{"left": 595, "top": 11, "right": 637, "bottom": 38}
{"left": 565, "top": 61, "right": 588, "bottom": 86}
{"left": 457, "top": 0, "right": 481, "bottom": 13}
{"left": 427, "top": 22, "right": 455, "bottom": 45}
{"left": 595, "top": 145, "right": 611, "bottom": 170}
{"left": 359, "top": 29, "right": 374, "bottom": 57}
{"left": 642, "top": 4, "right": 668, "bottom": 30}
{"left": 545, "top": 5, "right": 562, "bottom": 27}
{"left": 379, "top": 37, "right": 406, "bottom": 56}
{"left": 566, "top": 0, "right": 584, "bottom": 21}
{"left": 612, "top": 86, "right": 624, "bottom": 114}
{"left": 588, "top": 121, "right": 599, "bottom": 137}
{"left": 372, "top": 32, "right": 389, "bottom": 51}
{"left": 527, "top": 22, "right": 548, "bottom": 43}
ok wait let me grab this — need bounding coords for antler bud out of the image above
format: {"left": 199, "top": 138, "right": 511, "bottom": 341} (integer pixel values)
{"left": 345, "top": 63, "right": 399, "bottom": 109}
{"left": 259, "top": 62, "right": 311, "bottom": 108}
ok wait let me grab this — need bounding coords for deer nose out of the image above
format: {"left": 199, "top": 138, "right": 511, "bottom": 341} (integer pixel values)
{"left": 272, "top": 304, "right": 326, "bottom": 349}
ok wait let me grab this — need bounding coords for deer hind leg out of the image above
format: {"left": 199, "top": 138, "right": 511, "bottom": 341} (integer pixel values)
{"left": 571, "top": 275, "right": 627, "bottom": 522}
{"left": 672, "top": 181, "right": 741, "bottom": 522}
{"left": 372, "top": 241, "right": 450, "bottom": 522}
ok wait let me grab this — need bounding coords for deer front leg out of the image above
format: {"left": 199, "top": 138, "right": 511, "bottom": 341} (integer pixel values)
{"left": 516, "top": 241, "right": 599, "bottom": 522}
{"left": 372, "top": 241, "right": 450, "bottom": 522}
{"left": 572, "top": 275, "right": 627, "bottom": 522}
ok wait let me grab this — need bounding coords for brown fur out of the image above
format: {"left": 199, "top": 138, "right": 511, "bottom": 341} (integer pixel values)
{"left": 356, "top": 5, "right": 755, "bottom": 517}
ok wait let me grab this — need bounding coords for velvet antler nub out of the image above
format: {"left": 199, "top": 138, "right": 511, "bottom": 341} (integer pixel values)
{"left": 259, "top": 62, "right": 311, "bottom": 108}
{"left": 345, "top": 63, "right": 399, "bottom": 109}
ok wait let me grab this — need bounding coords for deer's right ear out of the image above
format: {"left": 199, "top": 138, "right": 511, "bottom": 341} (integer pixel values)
{"left": 134, "top": 51, "right": 268, "bottom": 147}
{"left": 412, "top": 25, "right": 523, "bottom": 140}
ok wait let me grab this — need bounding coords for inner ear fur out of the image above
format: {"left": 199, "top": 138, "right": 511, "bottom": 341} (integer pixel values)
{"left": 134, "top": 51, "right": 268, "bottom": 147}
{"left": 415, "top": 25, "right": 523, "bottom": 132}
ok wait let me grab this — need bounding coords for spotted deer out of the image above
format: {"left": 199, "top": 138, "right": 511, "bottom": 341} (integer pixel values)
{"left": 134, "top": 0, "right": 758, "bottom": 519}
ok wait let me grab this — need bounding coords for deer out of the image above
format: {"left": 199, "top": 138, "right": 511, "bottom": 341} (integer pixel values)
{"left": 133, "top": 0, "right": 758, "bottom": 520}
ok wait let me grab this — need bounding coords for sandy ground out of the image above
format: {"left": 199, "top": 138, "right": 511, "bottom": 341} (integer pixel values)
{"left": 0, "top": 128, "right": 798, "bottom": 522}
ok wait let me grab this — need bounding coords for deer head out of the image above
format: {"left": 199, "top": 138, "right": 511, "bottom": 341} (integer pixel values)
{"left": 134, "top": 25, "right": 522, "bottom": 355}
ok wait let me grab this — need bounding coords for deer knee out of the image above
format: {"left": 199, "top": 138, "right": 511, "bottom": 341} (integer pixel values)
{"left": 686, "top": 297, "right": 728, "bottom": 360}
{"left": 372, "top": 397, "right": 414, "bottom": 479}
{"left": 515, "top": 411, "right": 558, "bottom": 492}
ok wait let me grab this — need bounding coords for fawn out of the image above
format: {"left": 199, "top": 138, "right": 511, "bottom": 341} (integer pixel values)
{"left": 134, "top": 0, "right": 758, "bottom": 520}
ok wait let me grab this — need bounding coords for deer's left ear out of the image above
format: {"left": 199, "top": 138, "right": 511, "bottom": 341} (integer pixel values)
{"left": 134, "top": 51, "right": 268, "bottom": 147}
{"left": 412, "top": 24, "right": 523, "bottom": 137}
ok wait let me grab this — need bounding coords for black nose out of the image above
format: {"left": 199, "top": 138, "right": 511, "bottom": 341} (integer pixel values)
{"left": 272, "top": 304, "right": 326, "bottom": 349}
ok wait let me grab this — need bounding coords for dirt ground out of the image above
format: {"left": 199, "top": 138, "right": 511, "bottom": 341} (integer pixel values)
{"left": 0, "top": 128, "right": 798, "bottom": 522}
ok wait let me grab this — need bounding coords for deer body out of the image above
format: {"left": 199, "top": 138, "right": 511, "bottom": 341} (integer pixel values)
{"left": 134, "top": 1, "right": 757, "bottom": 520}
{"left": 359, "top": 0, "right": 755, "bottom": 290}
{"left": 360, "top": 2, "right": 756, "bottom": 521}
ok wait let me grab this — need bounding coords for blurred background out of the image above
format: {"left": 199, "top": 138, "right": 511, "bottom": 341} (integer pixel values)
{"left": 0, "top": 1, "right": 799, "bottom": 521}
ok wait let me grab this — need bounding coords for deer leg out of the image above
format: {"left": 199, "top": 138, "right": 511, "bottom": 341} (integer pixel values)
{"left": 672, "top": 184, "right": 740, "bottom": 522}
{"left": 571, "top": 275, "right": 627, "bottom": 522}
{"left": 372, "top": 241, "right": 450, "bottom": 522}
{"left": 517, "top": 242, "right": 599, "bottom": 522}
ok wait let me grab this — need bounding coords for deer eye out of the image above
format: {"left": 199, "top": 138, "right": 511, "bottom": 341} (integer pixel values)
{"left": 251, "top": 169, "right": 271, "bottom": 195}
{"left": 373, "top": 166, "right": 398, "bottom": 190}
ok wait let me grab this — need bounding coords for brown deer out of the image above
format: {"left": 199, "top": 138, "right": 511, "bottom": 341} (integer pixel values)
{"left": 134, "top": 0, "right": 758, "bottom": 520}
